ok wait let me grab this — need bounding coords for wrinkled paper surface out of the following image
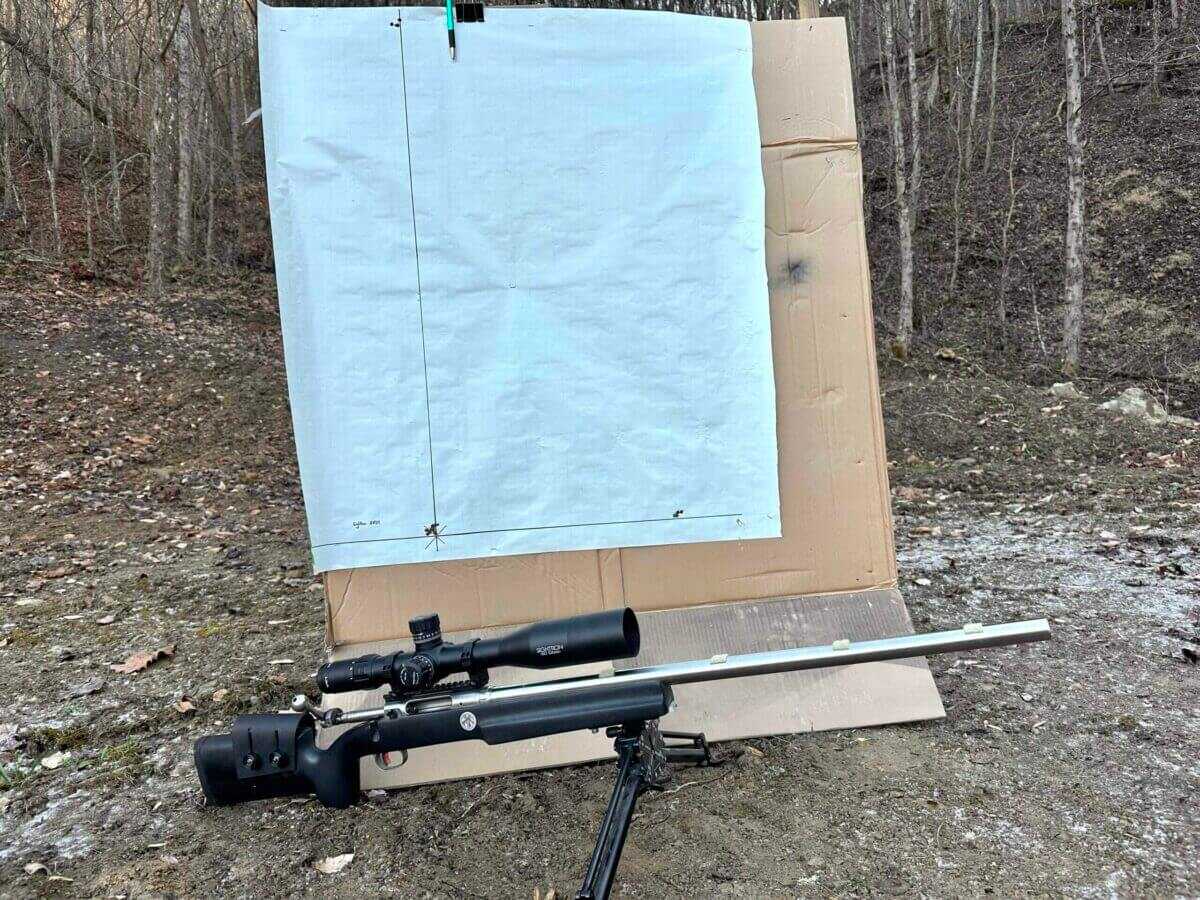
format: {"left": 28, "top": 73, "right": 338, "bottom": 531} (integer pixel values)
{"left": 258, "top": 5, "right": 780, "bottom": 571}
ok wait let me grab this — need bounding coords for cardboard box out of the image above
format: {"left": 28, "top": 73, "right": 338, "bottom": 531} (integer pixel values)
{"left": 320, "top": 18, "right": 944, "bottom": 787}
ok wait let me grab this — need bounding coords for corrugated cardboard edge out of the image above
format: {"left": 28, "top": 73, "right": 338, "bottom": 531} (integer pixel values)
{"left": 322, "top": 589, "right": 944, "bottom": 789}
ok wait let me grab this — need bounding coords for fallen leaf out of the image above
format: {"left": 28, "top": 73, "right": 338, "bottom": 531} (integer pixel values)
{"left": 313, "top": 853, "right": 354, "bottom": 874}
{"left": 111, "top": 643, "right": 176, "bottom": 674}
{"left": 211, "top": 688, "right": 230, "bottom": 702}
{"left": 41, "top": 751, "right": 71, "bottom": 770}
{"left": 23, "top": 862, "right": 48, "bottom": 876}
{"left": 95, "top": 614, "right": 117, "bottom": 625}
{"left": 174, "top": 698, "right": 197, "bottom": 715}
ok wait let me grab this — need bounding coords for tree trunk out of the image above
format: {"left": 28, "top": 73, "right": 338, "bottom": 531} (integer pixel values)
{"left": 905, "top": 0, "right": 922, "bottom": 209}
{"left": 147, "top": 64, "right": 170, "bottom": 295}
{"left": 966, "top": 0, "right": 986, "bottom": 167}
{"left": 883, "top": 0, "right": 915, "bottom": 357}
{"left": 904, "top": 0, "right": 922, "bottom": 329}
{"left": 183, "top": 0, "right": 234, "bottom": 157}
{"left": 0, "top": 20, "right": 15, "bottom": 218}
{"left": 948, "top": 125, "right": 966, "bottom": 293}
{"left": 176, "top": 2, "right": 195, "bottom": 259}
{"left": 982, "top": 0, "right": 1001, "bottom": 172}
{"left": 931, "top": 0, "right": 951, "bottom": 103}
{"left": 98, "top": 10, "right": 125, "bottom": 238}
{"left": 229, "top": 64, "right": 244, "bottom": 265}
{"left": 1094, "top": 6, "right": 1114, "bottom": 97}
{"left": 996, "top": 133, "right": 1024, "bottom": 348}
{"left": 1150, "top": 0, "right": 1161, "bottom": 94}
{"left": 205, "top": 114, "right": 217, "bottom": 266}
{"left": 1061, "top": 0, "right": 1086, "bottom": 375}
{"left": 44, "top": 22, "right": 63, "bottom": 258}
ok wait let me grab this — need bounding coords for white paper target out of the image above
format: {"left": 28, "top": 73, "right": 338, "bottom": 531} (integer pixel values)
{"left": 257, "top": 4, "right": 779, "bottom": 571}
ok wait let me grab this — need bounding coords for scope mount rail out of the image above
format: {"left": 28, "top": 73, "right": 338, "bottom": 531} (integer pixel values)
{"left": 195, "top": 612, "right": 1050, "bottom": 900}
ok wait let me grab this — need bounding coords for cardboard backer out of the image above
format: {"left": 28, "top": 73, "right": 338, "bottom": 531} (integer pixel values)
{"left": 320, "top": 18, "right": 945, "bottom": 787}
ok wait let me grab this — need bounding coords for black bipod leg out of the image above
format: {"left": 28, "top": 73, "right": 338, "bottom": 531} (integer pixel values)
{"left": 576, "top": 721, "right": 668, "bottom": 900}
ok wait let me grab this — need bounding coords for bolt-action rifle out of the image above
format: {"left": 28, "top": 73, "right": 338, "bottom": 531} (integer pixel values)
{"left": 195, "top": 608, "right": 1050, "bottom": 899}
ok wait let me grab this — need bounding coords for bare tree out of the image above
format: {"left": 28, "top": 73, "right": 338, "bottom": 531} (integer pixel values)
{"left": 1061, "top": 0, "right": 1086, "bottom": 375}
{"left": 882, "top": 0, "right": 916, "bottom": 357}
{"left": 996, "top": 129, "right": 1025, "bottom": 346}
{"left": 1150, "top": 0, "right": 1161, "bottom": 95}
{"left": 965, "top": 0, "right": 985, "bottom": 166}
{"left": 1092, "top": 2, "right": 1114, "bottom": 98}
{"left": 0, "top": 22, "right": 18, "bottom": 220}
{"left": 982, "top": 0, "right": 1001, "bottom": 172}
{"left": 42, "top": 17, "right": 63, "bottom": 257}
{"left": 948, "top": 119, "right": 966, "bottom": 293}
{"left": 177, "top": 0, "right": 196, "bottom": 259}
{"left": 905, "top": 0, "right": 922, "bottom": 214}
{"left": 147, "top": 41, "right": 171, "bottom": 294}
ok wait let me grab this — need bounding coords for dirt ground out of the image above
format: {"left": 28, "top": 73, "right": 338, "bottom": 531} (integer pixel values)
{"left": 1, "top": 259, "right": 1198, "bottom": 898}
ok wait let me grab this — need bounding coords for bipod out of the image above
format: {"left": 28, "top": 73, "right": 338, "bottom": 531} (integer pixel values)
{"left": 576, "top": 720, "right": 721, "bottom": 900}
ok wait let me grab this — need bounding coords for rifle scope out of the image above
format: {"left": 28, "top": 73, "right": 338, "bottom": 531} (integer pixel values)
{"left": 316, "top": 608, "right": 640, "bottom": 696}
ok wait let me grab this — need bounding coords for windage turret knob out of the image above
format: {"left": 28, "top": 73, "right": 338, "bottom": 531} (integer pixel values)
{"left": 409, "top": 613, "right": 442, "bottom": 649}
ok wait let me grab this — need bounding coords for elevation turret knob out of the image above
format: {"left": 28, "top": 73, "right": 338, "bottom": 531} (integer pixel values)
{"left": 409, "top": 613, "right": 442, "bottom": 650}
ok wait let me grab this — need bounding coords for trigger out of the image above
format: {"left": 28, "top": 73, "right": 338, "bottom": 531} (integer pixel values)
{"left": 374, "top": 749, "right": 408, "bottom": 771}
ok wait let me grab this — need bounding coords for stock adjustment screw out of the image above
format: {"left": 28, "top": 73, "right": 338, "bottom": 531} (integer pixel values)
{"left": 242, "top": 753, "right": 260, "bottom": 770}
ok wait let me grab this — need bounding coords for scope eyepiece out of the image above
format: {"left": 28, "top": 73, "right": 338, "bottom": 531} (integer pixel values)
{"left": 315, "top": 653, "right": 392, "bottom": 694}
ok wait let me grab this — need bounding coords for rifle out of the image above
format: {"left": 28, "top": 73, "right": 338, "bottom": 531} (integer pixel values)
{"left": 195, "top": 608, "right": 1050, "bottom": 899}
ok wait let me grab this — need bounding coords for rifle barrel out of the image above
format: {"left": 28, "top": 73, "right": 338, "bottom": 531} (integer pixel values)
{"left": 334, "top": 619, "right": 1051, "bottom": 724}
